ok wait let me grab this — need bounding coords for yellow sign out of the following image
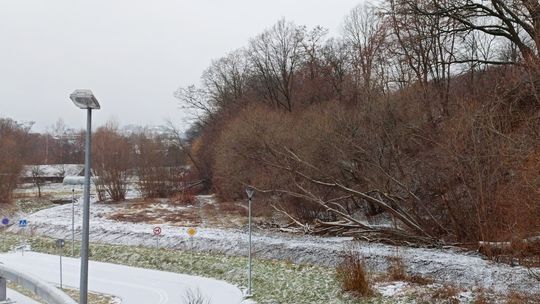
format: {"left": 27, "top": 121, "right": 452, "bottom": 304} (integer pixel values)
{"left": 187, "top": 227, "right": 197, "bottom": 237}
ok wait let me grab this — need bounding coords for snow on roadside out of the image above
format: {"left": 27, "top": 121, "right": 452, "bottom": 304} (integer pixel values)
{"left": 377, "top": 281, "right": 409, "bottom": 297}
{"left": 10, "top": 196, "right": 540, "bottom": 296}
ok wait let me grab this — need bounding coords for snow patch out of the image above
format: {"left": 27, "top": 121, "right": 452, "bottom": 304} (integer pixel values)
{"left": 12, "top": 196, "right": 540, "bottom": 296}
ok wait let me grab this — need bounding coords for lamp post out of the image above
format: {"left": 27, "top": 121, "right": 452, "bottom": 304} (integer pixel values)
{"left": 69, "top": 89, "right": 100, "bottom": 304}
{"left": 245, "top": 186, "right": 254, "bottom": 297}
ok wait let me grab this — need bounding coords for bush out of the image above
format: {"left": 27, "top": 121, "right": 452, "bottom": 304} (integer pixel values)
{"left": 335, "top": 251, "right": 372, "bottom": 297}
{"left": 387, "top": 255, "right": 407, "bottom": 281}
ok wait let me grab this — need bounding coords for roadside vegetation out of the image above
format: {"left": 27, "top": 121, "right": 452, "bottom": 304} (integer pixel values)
{"left": 2, "top": 232, "right": 517, "bottom": 304}
{"left": 0, "top": 233, "right": 364, "bottom": 304}
{"left": 4, "top": 232, "right": 538, "bottom": 303}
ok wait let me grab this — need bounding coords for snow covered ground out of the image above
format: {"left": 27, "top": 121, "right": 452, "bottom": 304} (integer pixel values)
{"left": 8, "top": 195, "right": 539, "bottom": 296}
{"left": 6, "top": 288, "right": 40, "bottom": 304}
{"left": 0, "top": 252, "right": 243, "bottom": 304}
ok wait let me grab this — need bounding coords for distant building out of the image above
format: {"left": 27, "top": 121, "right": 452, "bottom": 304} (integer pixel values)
{"left": 20, "top": 164, "right": 84, "bottom": 184}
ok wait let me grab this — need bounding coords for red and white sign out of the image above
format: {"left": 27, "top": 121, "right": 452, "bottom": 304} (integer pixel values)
{"left": 153, "top": 226, "right": 162, "bottom": 236}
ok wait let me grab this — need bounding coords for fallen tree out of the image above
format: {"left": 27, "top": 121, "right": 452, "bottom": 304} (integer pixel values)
{"left": 246, "top": 145, "right": 440, "bottom": 246}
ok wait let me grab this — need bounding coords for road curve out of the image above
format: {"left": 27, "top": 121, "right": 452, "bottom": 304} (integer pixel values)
{"left": 0, "top": 252, "right": 243, "bottom": 304}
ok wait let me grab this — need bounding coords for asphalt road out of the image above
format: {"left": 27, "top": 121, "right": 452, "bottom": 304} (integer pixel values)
{"left": 0, "top": 252, "right": 243, "bottom": 304}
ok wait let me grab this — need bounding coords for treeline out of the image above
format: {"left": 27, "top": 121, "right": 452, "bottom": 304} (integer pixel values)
{"left": 91, "top": 122, "right": 190, "bottom": 201}
{"left": 0, "top": 119, "right": 191, "bottom": 203}
{"left": 0, "top": 118, "right": 34, "bottom": 204}
{"left": 179, "top": 1, "right": 540, "bottom": 244}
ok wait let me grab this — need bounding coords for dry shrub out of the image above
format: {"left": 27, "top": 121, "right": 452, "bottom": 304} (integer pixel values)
{"left": 478, "top": 237, "right": 540, "bottom": 268}
{"left": 505, "top": 291, "right": 539, "bottom": 304}
{"left": 387, "top": 256, "right": 407, "bottom": 281}
{"left": 212, "top": 103, "right": 347, "bottom": 223}
{"left": 386, "top": 255, "right": 433, "bottom": 285}
{"left": 473, "top": 292, "right": 490, "bottom": 304}
{"left": 408, "top": 274, "right": 433, "bottom": 285}
{"left": 336, "top": 251, "right": 373, "bottom": 297}
{"left": 250, "top": 199, "right": 274, "bottom": 218}
{"left": 217, "top": 201, "right": 245, "bottom": 216}
{"left": 431, "top": 285, "right": 459, "bottom": 302}
{"left": 207, "top": 64, "right": 540, "bottom": 248}
{"left": 171, "top": 188, "right": 197, "bottom": 205}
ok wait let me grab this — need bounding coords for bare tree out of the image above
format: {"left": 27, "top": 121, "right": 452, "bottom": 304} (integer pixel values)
{"left": 297, "top": 25, "right": 331, "bottom": 104}
{"left": 385, "top": 0, "right": 463, "bottom": 116}
{"left": 247, "top": 19, "right": 304, "bottom": 111}
{"left": 30, "top": 165, "right": 45, "bottom": 198}
{"left": 132, "top": 130, "right": 186, "bottom": 198}
{"left": 321, "top": 38, "right": 350, "bottom": 102}
{"left": 202, "top": 49, "right": 249, "bottom": 108}
{"left": 92, "top": 123, "right": 131, "bottom": 202}
{"left": 343, "top": 3, "right": 388, "bottom": 104}
{"left": 0, "top": 118, "right": 30, "bottom": 204}
{"left": 400, "top": 0, "right": 540, "bottom": 64}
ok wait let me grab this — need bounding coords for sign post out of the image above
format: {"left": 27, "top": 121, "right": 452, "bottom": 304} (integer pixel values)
{"left": 56, "top": 239, "right": 65, "bottom": 289}
{"left": 18, "top": 219, "right": 28, "bottom": 256}
{"left": 245, "top": 187, "right": 255, "bottom": 297}
{"left": 1, "top": 218, "right": 9, "bottom": 249}
{"left": 187, "top": 227, "right": 197, "bottom": 268}
{"left": 153, "top": 226, "right": 161, "bottom": 248}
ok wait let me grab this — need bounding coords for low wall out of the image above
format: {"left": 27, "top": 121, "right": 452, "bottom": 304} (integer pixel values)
{"left": 0, "top": 264, "right": 76, "bottom": 304}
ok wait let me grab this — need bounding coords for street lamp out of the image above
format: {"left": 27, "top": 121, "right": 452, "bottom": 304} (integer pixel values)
{"left": 245, "top": 186, "right": 255, "bottom": 297}
{"left": 69, "top": 89, "right": 100, "bottom": 304}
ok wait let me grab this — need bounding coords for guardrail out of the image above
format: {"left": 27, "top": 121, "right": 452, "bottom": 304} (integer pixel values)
{"left": 0, "top": 263, "right": 76, "bottom": 304}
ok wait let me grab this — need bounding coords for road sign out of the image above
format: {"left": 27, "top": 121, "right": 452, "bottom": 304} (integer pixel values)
{"left": 18, "top": 219, "right": 27, "bottom": 228}
{"left": 1, "top": 218, "right": 9, "bottom": 225}
{"left": 56, "top": 239, "right": 65, "bottom": 248}
{"left": 187, "top": 227, "right": 197, "bottom": 237}
{"left": 153, "top": 226, "right": 161, "bottom": 236}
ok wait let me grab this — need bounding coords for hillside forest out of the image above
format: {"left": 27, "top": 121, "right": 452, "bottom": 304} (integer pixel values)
{"left": 176, "top": 0, "right": 540, "bottom": 248}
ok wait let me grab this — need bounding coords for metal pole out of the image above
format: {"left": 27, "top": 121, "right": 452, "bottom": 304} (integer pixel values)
{"left": 190, "top": 236, "right": 194, "bottom": 269}
{"left": 60, "top": 246, "right": 63, "bottom": 289}
{"left": 248, "top": 196, "right": 252, "bottom": 296}
{"left": 72, "top": 188, "right": 75, "bottom": 256}
{"left": 79, "top": 108, "right": 92, "bottom": 304}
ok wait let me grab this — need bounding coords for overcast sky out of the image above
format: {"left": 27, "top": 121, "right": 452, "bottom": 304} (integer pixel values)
{"left": 0, "top": 0, "right": 362, "bottom": 132}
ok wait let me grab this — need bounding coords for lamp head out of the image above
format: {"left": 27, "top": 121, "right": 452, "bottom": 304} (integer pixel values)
{"left": 69, "top": 89, "right": 100, "bottom": 109}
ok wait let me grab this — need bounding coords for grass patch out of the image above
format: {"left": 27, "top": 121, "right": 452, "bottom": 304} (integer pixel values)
{"left": 63, "top": 287, "right": 118, "bottom": 304}
{"left": 0, "top": 232, "right": 396, "bottom": 304}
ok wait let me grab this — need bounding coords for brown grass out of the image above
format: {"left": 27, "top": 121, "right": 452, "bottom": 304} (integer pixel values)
{"left": 386, "top": 255, "right": 433, "bottom": 285}
{"left": 473, "top": 292, "right": 490, "bottom": 304}
{"left": 431, "top": 285, "right": 460, "bottom": 303}
{"left": 505, "top": 291, "right": 540, "bottom": 304}
{"left": 170, "top": 190, "right": 197, "bottom": 205}
{"left": 387, "top": 256, "right": 407, "bottom": 281}
{"left": 335, "top": 251, "right": 373, "bottom": 297}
